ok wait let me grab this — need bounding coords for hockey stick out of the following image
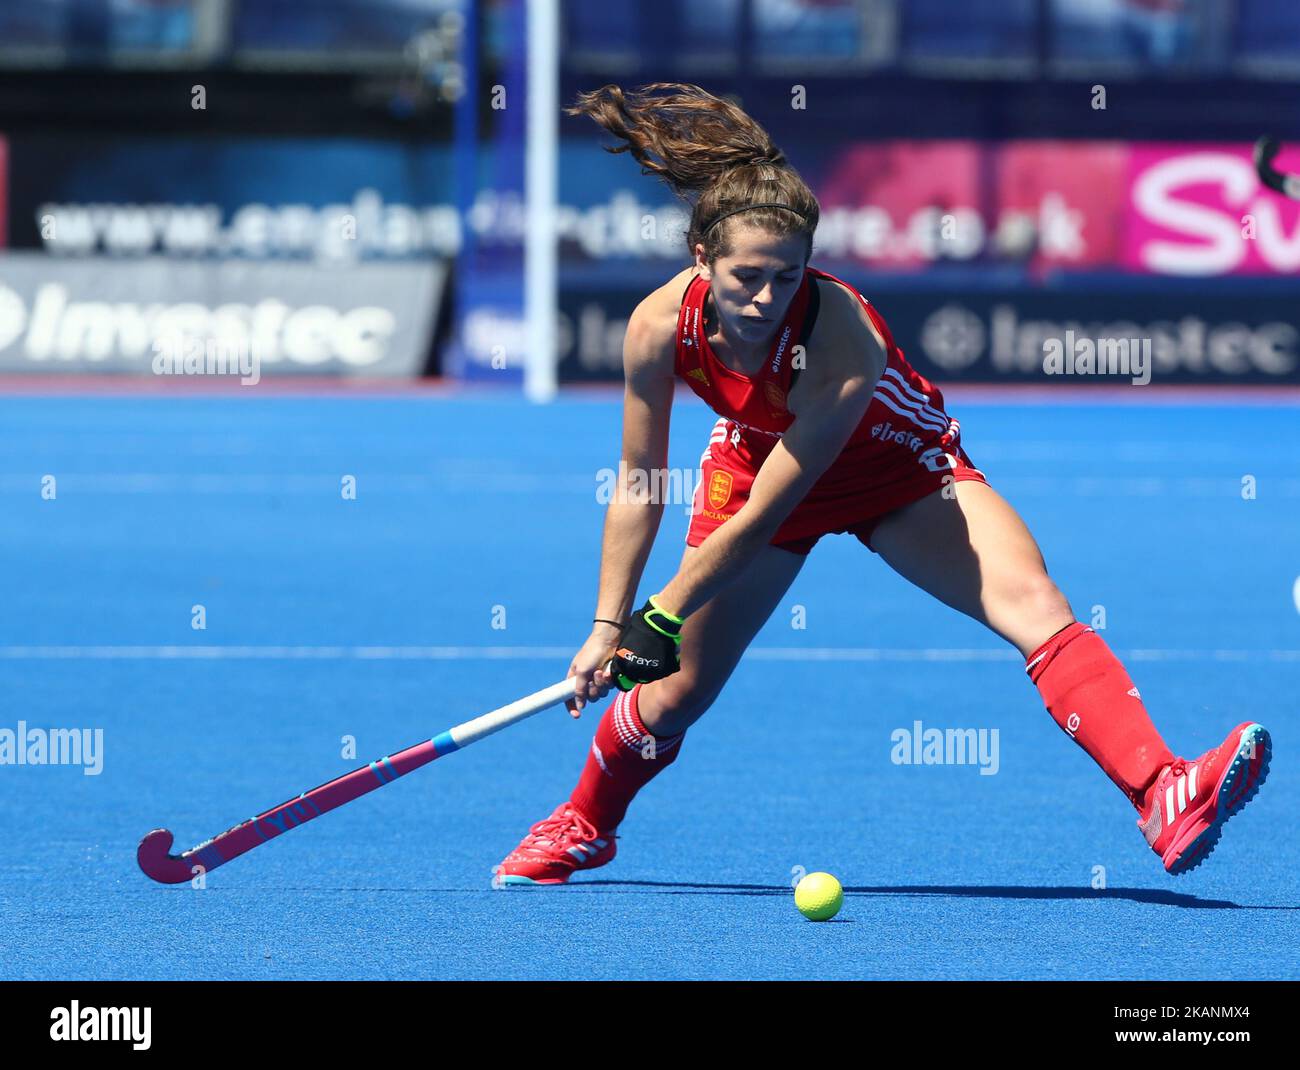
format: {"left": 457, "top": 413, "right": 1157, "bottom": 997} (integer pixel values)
{"left": 138, "top": 675, "right": 578, "bottom": 884}
{"left": 1253, "top": 136, "right": 1300, "bottom": 200}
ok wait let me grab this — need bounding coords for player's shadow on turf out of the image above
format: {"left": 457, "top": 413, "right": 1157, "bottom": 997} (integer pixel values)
{"left": 576, "top": 880, "right": 1240, "bottom": 909}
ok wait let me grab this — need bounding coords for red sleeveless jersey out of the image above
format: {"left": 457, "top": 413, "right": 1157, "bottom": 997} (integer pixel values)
{"left": 673, "top": 265, "right": 951, "bottom": 451}
{"left": 672, "top": 266, "right": 984, "bottom": 550}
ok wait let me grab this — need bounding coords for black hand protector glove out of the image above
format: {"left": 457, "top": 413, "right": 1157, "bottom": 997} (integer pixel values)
{"left": 611, "top": 597, "right": 685, "bottom": 691}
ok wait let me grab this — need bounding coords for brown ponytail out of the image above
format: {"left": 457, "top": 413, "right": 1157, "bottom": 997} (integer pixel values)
{"left": 567, "top": 83, "right": 819, "bottom": 262}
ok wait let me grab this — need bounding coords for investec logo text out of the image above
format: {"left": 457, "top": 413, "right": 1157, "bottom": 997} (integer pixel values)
{"left": 919, "top": 303, "right": 1297, "bottom": 377}
{"left": 0, "top": 283, "right": 395, "bottom": 368}
{"left": 770, "top": 324, "right": 792, "bottom": 373}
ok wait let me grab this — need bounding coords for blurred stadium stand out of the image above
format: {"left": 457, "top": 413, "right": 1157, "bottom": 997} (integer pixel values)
{"left": 1, "top": 0, "right": 1298, "bottom": 385}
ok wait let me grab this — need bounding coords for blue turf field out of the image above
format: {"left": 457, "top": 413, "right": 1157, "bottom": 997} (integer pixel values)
{"left": 0, "top": 390, "right": 1296, "bottom": 980}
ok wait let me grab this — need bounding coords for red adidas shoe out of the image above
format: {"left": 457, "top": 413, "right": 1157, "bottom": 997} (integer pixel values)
{"left": 1138, "top": 722, "right": 1271, "bottom": 875}
{"left": 493, "top": 802, "right": 617, "bottom": 886}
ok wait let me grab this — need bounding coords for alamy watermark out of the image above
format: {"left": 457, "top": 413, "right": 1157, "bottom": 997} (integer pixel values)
{"left": 0, "top": 722, "right": 104, "bottom": 775}
{"left": 152, "top": 332, "right": 260, "bottom": 385}
{"left": 596, "top": 463, "right": 701, "bottom": 515}
{"left": 890, "top": 720, "right": 999, "bottom": 775}
{"left": 50, "top": 1001, "right": 150, "bottom": 1049}
{"left": 1043, "top": 330, "right": 1152, "bottom": 386}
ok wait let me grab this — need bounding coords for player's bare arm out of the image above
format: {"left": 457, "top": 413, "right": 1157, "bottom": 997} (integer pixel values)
{"left": 566, "top": 272, "right": 691, "bottom": 713}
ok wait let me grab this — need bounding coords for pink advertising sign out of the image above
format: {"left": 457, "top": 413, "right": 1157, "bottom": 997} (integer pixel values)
{"left": 810, "top": 138, "right": 1300, "bottom": 276}
{"left": 996, "top": 140, "right": 1128, "bottom": 273}
{"left": 1124, "top": 142, "right": 1300, "bottom": 275}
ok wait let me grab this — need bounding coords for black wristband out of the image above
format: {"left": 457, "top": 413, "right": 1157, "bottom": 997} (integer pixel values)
{"left": 593, "top": 618, "right": 624, "bottom": 629}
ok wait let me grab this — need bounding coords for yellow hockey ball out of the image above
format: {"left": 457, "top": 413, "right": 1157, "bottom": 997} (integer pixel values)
{"left": 794, "top": 871, "right": 843, "bottom": 921}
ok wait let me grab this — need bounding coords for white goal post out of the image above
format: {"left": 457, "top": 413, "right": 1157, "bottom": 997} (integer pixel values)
{"left": 524, "top": 0, "right": 560, "bottom": 402}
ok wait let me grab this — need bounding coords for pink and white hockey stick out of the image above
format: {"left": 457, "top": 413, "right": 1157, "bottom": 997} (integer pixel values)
{"left": 138, "top": 675, "right": 578, "bottom": 884}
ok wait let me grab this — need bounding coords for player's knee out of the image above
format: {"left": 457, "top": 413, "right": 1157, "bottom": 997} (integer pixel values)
{"left": 1002, "top": 572, "right": 1073, "bottom": 633}
{"left": 640, "top": 670, "right": 719, "bottom": 735}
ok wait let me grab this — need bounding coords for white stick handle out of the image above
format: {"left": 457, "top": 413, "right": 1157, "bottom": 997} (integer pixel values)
{"left": 446, "top": 676, "right": 578, "bottom": 749}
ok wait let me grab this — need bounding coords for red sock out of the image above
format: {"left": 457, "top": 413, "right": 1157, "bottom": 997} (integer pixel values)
{"left": 1027, "top": 622, "right": 1175, "bottom": 810}
{"left": 569, "top": 685, "right": 684, "bottom": 832}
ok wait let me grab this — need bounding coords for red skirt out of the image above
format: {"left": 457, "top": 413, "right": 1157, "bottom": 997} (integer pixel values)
{"left": 686, "top": 386, "right": 988, "bottom": 557}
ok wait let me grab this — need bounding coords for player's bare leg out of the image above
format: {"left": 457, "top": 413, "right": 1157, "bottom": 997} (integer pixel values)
{"left": 870, "top": 479, "right": 1270, "bottom": 873}
{"left": 495, "top": 544, "right": 805, "bottom": 884}
{"left": 635, "top": 543, "right": 806, "bottom": 735}
{"left": 869, "top": 479, "right": 1074, "bottom": 657}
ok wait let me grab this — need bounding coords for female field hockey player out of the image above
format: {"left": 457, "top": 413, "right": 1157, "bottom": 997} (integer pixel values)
{"left": 496, "top": 84, "right": 1271, "bottom": 884}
